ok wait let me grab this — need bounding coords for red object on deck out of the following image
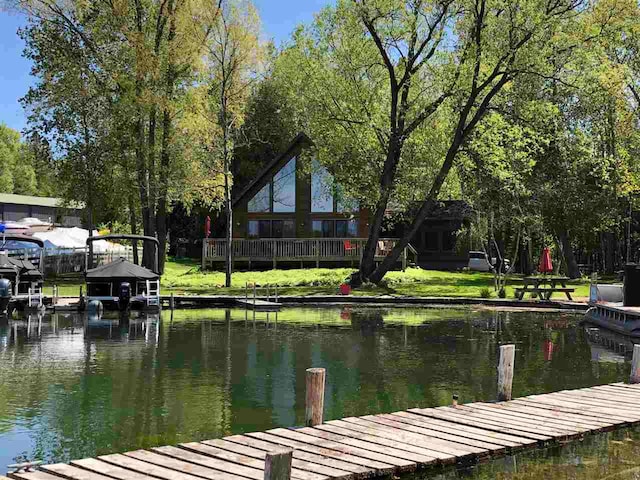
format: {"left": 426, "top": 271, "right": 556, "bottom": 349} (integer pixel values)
{"left": 538, "top": 247, "right": 553, "bottom": 273}
{"left": 204, "top": 216, "right": 211, "bottom": 238}
{"left": 543, "top": 340, "right": 554, "bottom": 361}
{"left": 339, "top": 283, "right": 351, "bottom": 295}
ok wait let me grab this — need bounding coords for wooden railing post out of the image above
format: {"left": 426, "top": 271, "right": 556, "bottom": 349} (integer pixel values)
{"left": 497, "top": 344, "right": 515, "bottom": 401}
{"left": 264, "top": 449, "right": 292, "bottom": 480}
{"left": 201, "top": 239, "right": 207, "bottom": 270}
{"left": 631, "top": 344, "right": 640, "bottom": 384}
{"left": 305, "top": 368, "right": 326, "bottom": 426}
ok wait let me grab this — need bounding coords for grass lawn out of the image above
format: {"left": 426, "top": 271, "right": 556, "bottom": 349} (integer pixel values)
{"left": 45, "top": 257, "right": 594, "bottom": 300}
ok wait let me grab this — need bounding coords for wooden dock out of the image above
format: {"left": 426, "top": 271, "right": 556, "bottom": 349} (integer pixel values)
{"left": 235, "top": 298, "right": 282, "bottom": 311}
{"left": 8, "top": 382, "right": 640, "bottom": 480}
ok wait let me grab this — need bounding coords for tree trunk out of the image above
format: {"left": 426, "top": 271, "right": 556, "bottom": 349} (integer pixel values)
{"left": 357, "top": 139, "right": 402, "bottom": 282}
{"left": 128, "top": 193, "right": 139, "bottom": 265}
{"left": 559, "top": 230, "right": 581, "bottom": 279}
{"left": 156, "top": 0, "right": 177, "bottom": 275}
{"left": 368, "top": 131, "right": 465, "bottom": 284}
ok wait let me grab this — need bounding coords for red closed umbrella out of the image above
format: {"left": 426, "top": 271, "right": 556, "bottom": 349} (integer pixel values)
{"left": 538, "top": 247, "right": 553, "bottom": 274}
{"left": 204, "top": 215, "right": 211, "bottom": 238}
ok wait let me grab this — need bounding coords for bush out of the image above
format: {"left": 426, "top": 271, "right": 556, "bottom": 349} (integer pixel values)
{"left": 480, "top": 287, "right": 493, "bottom": 299}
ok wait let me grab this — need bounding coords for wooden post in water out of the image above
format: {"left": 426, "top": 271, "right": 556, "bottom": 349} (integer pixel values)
{"left": 497, "top": 344, "right": 515, "bottom": 401}
{"left": 264, "top": 449, "right": 292, "bottom": 480}
{"left": 169, "top": 293, "right": 175, "bottom": 310}
{"left": 275, "top": 284, "right": 278, "bottom": 303}
{"left": 245, "top": 282, "right": 248, "bottom": 304}
{"left": 631, "top": 344, "right": 640, "bottom": 384}
{"left": 305, "top": 368, "right": 326, "bottom": 426}
{"left": 253, "top": 283, "right": 257, "bottom": 304}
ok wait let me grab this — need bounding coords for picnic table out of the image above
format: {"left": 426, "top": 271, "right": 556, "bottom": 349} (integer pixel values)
{"left": 515, "top": 276, "right": 575, "bottom": 301}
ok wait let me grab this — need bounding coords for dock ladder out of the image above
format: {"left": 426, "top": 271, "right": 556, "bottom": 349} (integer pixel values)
{"left": 27, "top": 286, "right": 43, "bottom": 308}
{"left": 146, "top": 280, "right": 160, "bottom": 307}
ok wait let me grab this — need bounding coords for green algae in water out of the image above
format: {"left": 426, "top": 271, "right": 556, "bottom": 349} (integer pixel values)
{"left": 407, "top": 426, "right": 640, "bottom": 479}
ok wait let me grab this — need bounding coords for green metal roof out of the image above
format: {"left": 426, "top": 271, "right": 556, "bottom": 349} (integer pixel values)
{"left": 0, "top": 193, "right": 84, "bottom": 209}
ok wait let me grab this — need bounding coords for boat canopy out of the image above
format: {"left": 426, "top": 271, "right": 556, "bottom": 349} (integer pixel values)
{"left": 86, "top": 258, "right": 159, "bottom": 280}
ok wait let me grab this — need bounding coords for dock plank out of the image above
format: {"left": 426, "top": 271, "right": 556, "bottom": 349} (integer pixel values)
{"left": 70, "top": 459, "right": 154, "bottom": 480}
{"left": 222, "top": 435, "right": 371, "bottom": 477}
{"left": 245, "top": 431, "right": 396, "bottom": 475}
{"left": 124, "top": 449, "right": 252, "bottom": 480}
{"left": 266, "top": 428, "right": 409, "bottom": 473}
{"left": 40, "top": 464, "right": 114, "bottom": 480}
{"left": 389, "top": 412, "right": 534, "bottom": 447}
{"left": 25, "top": 382, "right": 640, "bottom": 480}
{"left": 8, "top": 472, "right": 61, "bottom": 480}
{"left": 459, "top": 404, "right": 594, "bottom": 434}
{"left": 487, "top": 402, "right": 612, "bottom": 432}
{"left": 408, "top": 407, "right": 551, "bottom": 441}
{"left": 99, "top": 453, "right": 213, "bottom": 480}
{"left": 173, "top": 443, "right": 329, "bottom": 480}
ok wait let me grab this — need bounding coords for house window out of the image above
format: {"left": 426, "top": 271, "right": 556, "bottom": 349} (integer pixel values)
{"left": 248, "top": 184, "right": 270, "bottom": 213}
{"left": 272, "top": 219, "right": 296, "bottom": 238}
{"left": 248, "top": 220, "right": 259, "bottom": 239}
{"left": 248, "top": 219, "right": 295, "bottom": 238}
{"left": 311, "top": 161, "right": 334, "bottom": 213}
{"left": 335, "top": 219, "right": 359, "bottom": 238}
{"left": 248, "top": 157, "right": 297, "bottom": 213}
{"left": 258, "top": 220, "right": 271, "bottom": 238}
{"left": 312, "top": 220, "right": 335, "bottom": 238}
{"left": 273, "top": 158, "right": 296, "bottom": 212}
{"left": 312, "top": 159, "right": 359, "bottom": 213}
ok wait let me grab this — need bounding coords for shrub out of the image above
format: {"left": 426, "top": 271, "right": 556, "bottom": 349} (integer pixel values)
{"left": 480, "top": 287, "right": 493, "bottom": 299}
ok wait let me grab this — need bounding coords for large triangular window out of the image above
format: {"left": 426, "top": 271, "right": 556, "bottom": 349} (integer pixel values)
{"left": 248, "top": 157, "right": 296, "bottom": 213}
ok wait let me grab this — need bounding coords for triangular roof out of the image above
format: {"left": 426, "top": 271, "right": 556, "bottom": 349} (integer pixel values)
{"left": 233, "top": 132, "right": 313, "bottom": 208}
{"left": 86, "top": 258, "right": 159, "bottom": 280}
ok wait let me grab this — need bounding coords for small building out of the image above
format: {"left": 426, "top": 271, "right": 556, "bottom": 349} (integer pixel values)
{"left": 0, "top": 193, "right": 84, "bottom": 227}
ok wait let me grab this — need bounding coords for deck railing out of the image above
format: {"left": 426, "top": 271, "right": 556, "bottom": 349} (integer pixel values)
{"left": 202, "top": 238, "right": 416, "bottom": 270}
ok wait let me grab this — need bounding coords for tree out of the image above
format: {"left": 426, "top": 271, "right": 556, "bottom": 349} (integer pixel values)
{"left": 202, "top": 0, "right": 263, "bottom": 287}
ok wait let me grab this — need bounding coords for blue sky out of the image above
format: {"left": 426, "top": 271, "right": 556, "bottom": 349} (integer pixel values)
{"left": 0, "top": 0, "right": 329, "bottom": 134}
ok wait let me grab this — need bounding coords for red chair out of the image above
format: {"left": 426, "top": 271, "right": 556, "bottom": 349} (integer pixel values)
{"left": 343, "top": 240, "right": 356, "bottom": 254}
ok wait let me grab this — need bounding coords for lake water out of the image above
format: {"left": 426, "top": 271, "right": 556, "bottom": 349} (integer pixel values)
{"left": 0, "top": 306, "right": 636, "bottom": 477}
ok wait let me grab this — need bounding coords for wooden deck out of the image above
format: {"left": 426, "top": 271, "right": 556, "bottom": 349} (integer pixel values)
{"left": 202, "top": 238, "right": 417, "bottom": 270}
{"left": 9, "top": 383, "right": 640, "bottom": 480}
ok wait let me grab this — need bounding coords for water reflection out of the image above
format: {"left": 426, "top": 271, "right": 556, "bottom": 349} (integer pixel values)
{"left": 0, "top": 307, "right": 634, "bottom": 470}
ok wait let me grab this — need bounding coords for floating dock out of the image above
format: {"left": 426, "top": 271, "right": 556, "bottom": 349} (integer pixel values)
{"left": 235, "top": 298, "right": 282, "bottom": 311}
{"left": 8, "top": 382, "right": 640, "bottom": 480}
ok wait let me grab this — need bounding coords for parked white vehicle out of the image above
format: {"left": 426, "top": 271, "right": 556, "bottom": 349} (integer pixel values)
{"left": 468, "top": 251, "right": 495, "bottom": 272}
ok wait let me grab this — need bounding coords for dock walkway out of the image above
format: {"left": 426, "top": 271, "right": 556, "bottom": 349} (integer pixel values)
{"left": 8, "top": 383, "right": 640, "bottom": 480}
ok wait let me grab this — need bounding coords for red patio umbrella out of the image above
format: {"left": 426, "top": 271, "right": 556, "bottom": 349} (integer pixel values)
{"left": 538, "top": 247, "right": 553, "bottom": 274}
{"left": 204, "top": 215, "right": 211, "bottom": 238}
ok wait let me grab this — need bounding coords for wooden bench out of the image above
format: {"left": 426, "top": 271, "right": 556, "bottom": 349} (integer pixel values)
{"left": 515, "top": 287, "right": 575, "bottom": 301}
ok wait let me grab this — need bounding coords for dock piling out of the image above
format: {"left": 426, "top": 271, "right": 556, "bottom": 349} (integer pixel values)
{"left": 169, "top": 293, "right": 175, "bottom": 310}
{"left": 497, "top": 344, "right": 515, "bottom": 401}
{"left": 631, "top": 344, "right": 640, "bottom": 384}
{"left": 305, "top": 367, "right": 326, "bottom": 427}
{"left": 264, "top": 449, "right": 292, "bottom": 480}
